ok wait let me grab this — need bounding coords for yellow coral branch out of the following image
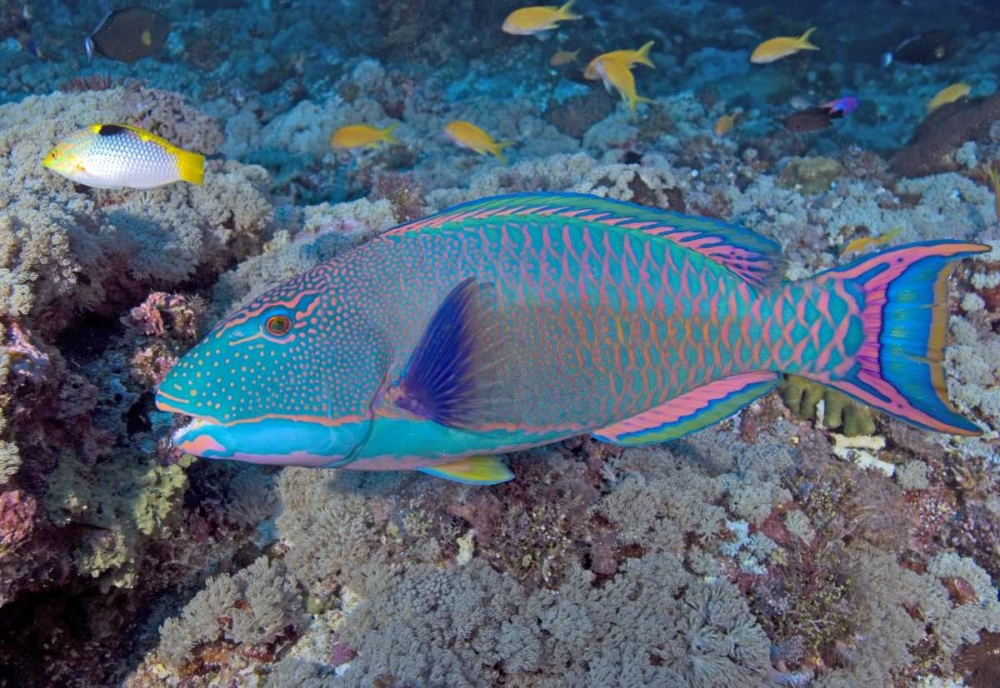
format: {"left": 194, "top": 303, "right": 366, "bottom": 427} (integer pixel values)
{"left": 987, "top": 162, "right": 1000, "bottom": 221}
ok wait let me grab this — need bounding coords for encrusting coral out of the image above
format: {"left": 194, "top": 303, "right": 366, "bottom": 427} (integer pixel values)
{"left": 891, "top": 91, "right": 1000, "bottom": 178}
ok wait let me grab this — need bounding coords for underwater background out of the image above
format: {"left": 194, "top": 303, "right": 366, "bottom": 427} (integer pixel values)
{"left": 2, "top": 0, "right": 1000, "bottom": 685}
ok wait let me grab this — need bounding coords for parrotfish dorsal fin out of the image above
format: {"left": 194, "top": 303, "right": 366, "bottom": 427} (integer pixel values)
{"left": 396, "top": 277, "right": 505, "bottom": 428}
{"left": 417, "top": 455, "right": 514, "bottom": 485}
{"left": 593, "top": 371, "right": 779, "bottom": 445}
{"left": 391, "top": 192, "right": 785, "bottom": 287}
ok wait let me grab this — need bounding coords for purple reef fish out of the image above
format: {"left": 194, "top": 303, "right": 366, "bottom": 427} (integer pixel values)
{"left": 821, "top": 96, "right": 858, "bottom": 117}
{"left": 156, "top": 193, "right": 985, "bottom": 485}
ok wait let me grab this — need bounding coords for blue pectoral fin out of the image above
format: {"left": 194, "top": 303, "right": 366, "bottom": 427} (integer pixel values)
{"left": 417, "top": 456, "right": 514, "bottom": 485}
{"left": 594, "top": 371, "right": 779, "bottom": 445}
{"left": 396, "top": 277, "right": 506, "bottom": 429}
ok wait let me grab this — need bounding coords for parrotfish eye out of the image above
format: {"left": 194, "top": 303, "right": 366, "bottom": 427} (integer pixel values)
{"left": 264, "top": 313, "right": 293, "bottom": 338}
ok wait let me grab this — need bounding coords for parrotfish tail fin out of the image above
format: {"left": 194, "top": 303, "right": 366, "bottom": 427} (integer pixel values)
{"left": 381, "top": 122, "right": 400, "bottom": 144}
{"left": 798, "top": 27, "right": 819, "bottom": 50}
{"left": 176, "top": 149, "right": 205, "bottom": 185}
{"left": 636, "top": 40, "right": 656, "bottom": 68}
{"left": 816, "top": 241, "right": 987, "bottom": 435}
{"left": 491, "top": 141, "right": 515, "bottom": 164}
{"left": 558, "top": 0, "right": 581, "bottom": 20}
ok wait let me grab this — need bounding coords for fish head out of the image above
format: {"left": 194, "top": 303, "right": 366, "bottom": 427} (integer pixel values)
{"left": 156, "top": 268, "right": 389, "bottom": 467}
{"left": 42, "top": 131, "right": 90, "bottom": 181}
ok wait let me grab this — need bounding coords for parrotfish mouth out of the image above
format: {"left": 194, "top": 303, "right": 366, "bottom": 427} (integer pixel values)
{"left": 168, "top": 413, "right": 373, "bottom": 469}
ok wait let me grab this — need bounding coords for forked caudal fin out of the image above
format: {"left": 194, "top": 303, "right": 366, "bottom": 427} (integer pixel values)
{"left": 810, "top": 241, "right": 987, "bottom": 435}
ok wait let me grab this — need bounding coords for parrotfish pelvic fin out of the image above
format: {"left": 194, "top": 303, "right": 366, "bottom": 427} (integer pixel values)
{"left": 417, "top": 455, "right": 514, "bottom": 485}
{"left": 594, "top": 371, "right": 780, "bottom": 445}
{"left": 395, "top": 277, "right": 506, "bottom": 429}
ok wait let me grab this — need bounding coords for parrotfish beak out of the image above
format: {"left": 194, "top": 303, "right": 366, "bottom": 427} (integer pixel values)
{"left": 171, "top": 417, "right": 232, "bottom": 458}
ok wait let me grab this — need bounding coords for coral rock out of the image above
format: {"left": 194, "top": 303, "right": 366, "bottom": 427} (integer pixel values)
{"left": 891, "top": 91, "right": 1000, "bottom": 177}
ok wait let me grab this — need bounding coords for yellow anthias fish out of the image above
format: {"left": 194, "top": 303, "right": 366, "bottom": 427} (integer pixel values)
{"left": 583, "top": 41, "right": 655, "bottom": 80}
{"left": 714, "top": 112, "right": 738, "bottom": 137}
{"left": 595, "top": 56, "right": 653, "bottom": 120}
{"left": 444, "top": 121, "right": 514, "bottom": 163}
{"left": 502, "top": 0, "right": 581, "bottom": 36}
{"left": 330, "top": 122, "right": 400, "bottom": 149}
{"left": 43, "top": 123, "right": 204, "bottom": 189}
{"left": 927, "top": 83, "right": 970, "bottom": 112}
{"left": 550, "top": 48, "right": 580, "bottom": 67}
{"left": 841, "top": 228, "right": 902, "bottom": 257}
{"left": 750, "top": 27, "right": 819, "bottom": 64}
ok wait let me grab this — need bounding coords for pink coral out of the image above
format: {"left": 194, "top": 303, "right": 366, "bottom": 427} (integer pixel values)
{"left": 329, "top": 632, "right": 357, "bottom": 666}
{"left": 130, "top": 346, "right": 179, "bottom": 388}
{"left": 124, "top": 292, "right": 203, "bottom": 340}
{"left": 5, "top": 321, "right": 51, "bottom": 381}
{"left": 0, "top": 489, "right": 36, "bottom": 547}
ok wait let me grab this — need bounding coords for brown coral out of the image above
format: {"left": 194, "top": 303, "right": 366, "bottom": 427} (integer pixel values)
{"left": 890, "top": 91, "right": 1000, "bottom": 177}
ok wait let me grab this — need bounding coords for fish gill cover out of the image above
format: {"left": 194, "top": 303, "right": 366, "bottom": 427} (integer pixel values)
{"left": 0, "top": 0, "right": 999, "bottom": 686}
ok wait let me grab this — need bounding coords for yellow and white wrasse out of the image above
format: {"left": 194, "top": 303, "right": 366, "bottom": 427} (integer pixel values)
{"left": 43, "top": 124, "right": 205, "bottom": 189}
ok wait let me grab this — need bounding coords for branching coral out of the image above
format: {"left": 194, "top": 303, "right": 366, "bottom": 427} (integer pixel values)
{"left": 338, "top": 553, "right": 771, "bottom": 687}
{"left": 157, "top": 556, "right": 302, "bottom": 667}
{"left": 43, "top": 452, "right": 191, "bottom": 591}
{"left": 0, "top": 440, "right": 21, "bottom": 485}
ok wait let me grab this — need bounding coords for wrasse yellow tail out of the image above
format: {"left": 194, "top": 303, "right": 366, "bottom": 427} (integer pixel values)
{"left": 176, "top": 149, "right": 206, "bottom": 186}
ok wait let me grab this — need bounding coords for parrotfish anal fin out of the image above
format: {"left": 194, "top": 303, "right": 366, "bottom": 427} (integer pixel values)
{"left": 391, "top": 192, "right": 784, "bottom": 287}
{"left": 397, "top": 278, "right": 506, "bottom": 428}
{"left": 417, "top": 456, "right": 514, "bottom": 485}
{"left": 593, "top": 371, "right": 779, "bottom": 446}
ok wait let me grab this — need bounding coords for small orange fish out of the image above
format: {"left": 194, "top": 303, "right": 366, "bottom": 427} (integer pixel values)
{"left": 330, "top": 123, "right": 400, "bottom": 149}
{"left": 841, "top": 228, "right": 901, "bottom": 257}
{"left": 444, "top": 121, "right": 514, "bottom": 163}
{"left": 927, "top": 83, "right": 970, "bottom": 112}
{"left": 550, "top": 49, "right": 580, "bottom": 67}
{"left": 714, "top": 113, "right": 737, "bottom": 137}
{"left": 750, "top": 27, "right": 819, "bottom": 64}
{"left": 583, "top": 41, "right": 655, "bottom": 80}
{"left": 502, "top": 1, "right": 580, "bottom": 36}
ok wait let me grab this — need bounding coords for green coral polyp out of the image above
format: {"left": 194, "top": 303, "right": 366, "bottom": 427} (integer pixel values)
{"left": 780, "top": 374, "right": 877, "bottom": 436}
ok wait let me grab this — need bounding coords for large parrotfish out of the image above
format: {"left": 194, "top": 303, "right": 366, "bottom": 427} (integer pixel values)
{"left": 155, "top": 193, "right": 985, "bottom": 485}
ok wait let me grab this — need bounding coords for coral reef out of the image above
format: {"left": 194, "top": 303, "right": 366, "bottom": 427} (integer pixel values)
{"left": 0, "top": 1, "right": 998, "bottom": 685}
